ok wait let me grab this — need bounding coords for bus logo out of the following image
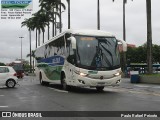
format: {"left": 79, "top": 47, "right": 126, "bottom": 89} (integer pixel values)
{"left": 52, "top": 57, "right": 61, "bottom": 64}
{"left": 1, "top": 0, "right": 32, "bottom": 9}
{"left": 100, "top": 76, "right": 104, "bottom": 80}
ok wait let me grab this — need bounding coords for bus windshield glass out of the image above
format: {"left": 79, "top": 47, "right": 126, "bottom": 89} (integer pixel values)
{"left": 75, "top": 35, "right": 120, "bottom": 70}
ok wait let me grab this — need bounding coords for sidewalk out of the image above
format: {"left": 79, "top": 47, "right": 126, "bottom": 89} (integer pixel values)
{"left": 118, "top": 78, "right": 160, "bottom": 95}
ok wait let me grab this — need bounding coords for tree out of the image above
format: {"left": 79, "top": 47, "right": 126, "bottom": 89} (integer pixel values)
{"left": 152, "top": 45, "right": 160, "bottom": 63}
{"left": 113, "top": 0, "right": 152, "bottom": 74}
{"left": 113, "top": 0, "right": 133, "bottom": 74}
{"left": 29, "top": 16, "right": 38, "bottom": 48}
{"left": 146, "top": 0, "right": 153, "bottom": 74}
{"left": 126, "top": 44, "right": 160, "bottom": 65}
{"left": 21, "top": 18, "right": 33, "bottom": 73}
{"left": 35, "top": 10, "right": 49, "bottom": 43}
{"left": 67, "top": 0, "right": 70, "bottom": 29}
{"left": 39, "top": 2, "right": 52, "bottom": 40}
{"left": 27, "top": 50, "right": 35, "bottom": 71}
{"left": 0, "top": 62, "right": 6, "bottom": 66}
{"left": 39, "top": 0, "right": 66, "bottom": 37}
{"left": 126, "top": 46, "right": 147, "bottom": 64}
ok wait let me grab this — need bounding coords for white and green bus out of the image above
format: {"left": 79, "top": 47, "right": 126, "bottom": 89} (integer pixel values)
{"left": 35, "top": 29, "right": 127, "bottom": 91}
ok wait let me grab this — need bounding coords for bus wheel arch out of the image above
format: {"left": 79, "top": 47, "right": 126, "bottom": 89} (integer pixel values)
{"left": 39, "top": 72, "right": 49, "bottom": 86}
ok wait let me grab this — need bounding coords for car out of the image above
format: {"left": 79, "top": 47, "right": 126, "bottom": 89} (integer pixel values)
{"left": 0, "top": 66, "right": 18, "bottom": 88}
{"left": 16, "top": 70, "right": 24, "bottom": 78}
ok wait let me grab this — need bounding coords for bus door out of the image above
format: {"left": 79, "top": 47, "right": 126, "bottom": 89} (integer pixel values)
{"left": 66, "top": 50, "right": 76, "bottom": 84}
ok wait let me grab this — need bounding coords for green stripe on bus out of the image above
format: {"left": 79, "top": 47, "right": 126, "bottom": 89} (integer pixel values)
{"left": 39, "top": 65, "right": 63, "bottom": 80}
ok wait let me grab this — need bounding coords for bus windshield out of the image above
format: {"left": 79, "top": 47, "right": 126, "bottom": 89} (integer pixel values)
{"left": 75, "top": 35, "right": 120, "bottom": 70}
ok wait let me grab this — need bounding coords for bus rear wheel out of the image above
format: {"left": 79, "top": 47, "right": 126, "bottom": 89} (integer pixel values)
{"left": 96, "top": 86, "right": 104, "bottom": 92}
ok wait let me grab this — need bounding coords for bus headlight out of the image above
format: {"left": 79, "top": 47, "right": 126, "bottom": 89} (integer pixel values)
{"left": 79, "top": 72, "right": 88, "bottom": 77}
{"left": 74, "top": 70, "right": 88, "bottom": 77}
{"left": 114, "top": 72, "right": 121, "bottom": 76}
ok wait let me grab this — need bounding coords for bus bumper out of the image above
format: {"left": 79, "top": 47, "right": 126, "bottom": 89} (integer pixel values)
{"left": 75, "top": 75, "right": 121, "bottom": 87}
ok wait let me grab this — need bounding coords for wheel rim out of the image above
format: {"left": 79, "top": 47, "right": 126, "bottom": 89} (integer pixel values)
{"left": 8, "top": 81, "right": 15, "bottom": 88}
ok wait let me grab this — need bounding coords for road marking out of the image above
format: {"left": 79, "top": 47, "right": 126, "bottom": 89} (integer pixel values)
{"left": 0, "top": 106, "right": 8, "bottom": 108}
{"left": 134, "top": 85, "right": 149, "bottom": 88}
{"left": 153, "top": 86, "right": 160, "bottom": 89}
{"left": 48, "top": 87, "right": 68, "bottom": 93}
{"left": 0, "top": 95, "right": 4, "bottom": 96}
{"left": 0, "top": 86, "right": 6, "bottom": 88}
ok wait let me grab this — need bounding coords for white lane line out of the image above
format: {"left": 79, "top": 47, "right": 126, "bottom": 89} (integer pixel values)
{"left": 0, "top": 95, "right": 9, "bottom": 108}
{"left": 48, "top": 87, "right": 68, "bottom": 93}
{"left": 134, "top": 85, "right": 149, "bottom": 88}
{"left": 153, "top": 86, "right": 160, "bottom": 89}
{"left": 0, "top": 86, "right": 6, "bottom": 88}
{"left": 0, "top": 106, "right": 8, "bottom": 108}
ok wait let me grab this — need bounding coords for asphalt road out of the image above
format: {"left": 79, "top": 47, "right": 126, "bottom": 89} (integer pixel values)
{"left": 0, "top": 76, "right": 160, "bottom": 120}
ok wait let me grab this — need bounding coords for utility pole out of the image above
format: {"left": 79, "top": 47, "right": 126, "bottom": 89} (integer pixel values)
{"left": 29, "top": 30, "right": 32, "bottom": 73}
{"left": 67, "top": 0, "right": 70, "bottom": 29}
{"left": 97, "top": 0, "right": 100, "bottom": 30}
{"left": 19, "top": 36, "right": 24, "bottom": 61}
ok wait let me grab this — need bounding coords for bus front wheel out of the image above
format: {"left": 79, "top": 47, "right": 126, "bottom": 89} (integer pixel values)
{"left": 61, "top": 76, "right": 70, "bottom": 91}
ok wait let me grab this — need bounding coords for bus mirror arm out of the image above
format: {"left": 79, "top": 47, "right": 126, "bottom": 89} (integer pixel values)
{"left": 117, "top": 39, "right": 127, "bottom": 52}
{"left": 67, "top": 36, "right": 76, "bottom": 49}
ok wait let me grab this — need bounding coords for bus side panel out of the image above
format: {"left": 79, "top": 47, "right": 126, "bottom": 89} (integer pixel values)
{"left": 36, "top": 55, "right": 64, "bottom": 81}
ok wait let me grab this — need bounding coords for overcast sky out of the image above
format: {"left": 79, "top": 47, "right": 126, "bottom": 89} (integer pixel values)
{"left": 0, "top": 0, "right": 160, "bottom": 63}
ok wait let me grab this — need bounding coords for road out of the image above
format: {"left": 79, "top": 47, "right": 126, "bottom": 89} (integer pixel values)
{"left": 0, "top": 76, "right": 160, "bottom": 120}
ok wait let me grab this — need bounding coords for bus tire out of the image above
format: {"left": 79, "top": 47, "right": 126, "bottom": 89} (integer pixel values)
{"left": 39, "top": 73, "right": 49, "bottom": 86}
{"left": 96, "top": 86, "right": 104, "bottom": 92}
{"left": 61, "top": 74, "right": 70, "bottom": 91}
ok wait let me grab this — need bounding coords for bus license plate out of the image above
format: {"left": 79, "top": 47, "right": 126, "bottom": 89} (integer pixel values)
{"left": 97, "top": 82, "right": 105, "bottom": 86}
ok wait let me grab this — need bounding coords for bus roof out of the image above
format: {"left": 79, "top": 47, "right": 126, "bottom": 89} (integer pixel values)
{"left": 64, "top": 29, "right": 115, "bottom": 37}
{"left": 36, "top": 29, "right": 115, "bottom": 49}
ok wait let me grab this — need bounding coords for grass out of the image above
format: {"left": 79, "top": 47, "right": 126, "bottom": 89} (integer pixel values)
{"left": 140, "top": 73, "right": 160, "bottom": 77}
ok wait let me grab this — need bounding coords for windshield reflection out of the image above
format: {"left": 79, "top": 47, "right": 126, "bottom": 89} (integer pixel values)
{"left": 75, "top": 35, "right": 120, "bottom": 70}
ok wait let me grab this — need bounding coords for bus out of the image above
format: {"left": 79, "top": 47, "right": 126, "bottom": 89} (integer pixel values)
{"left": 34, "top": 29, "right": 127, "bottom": 91}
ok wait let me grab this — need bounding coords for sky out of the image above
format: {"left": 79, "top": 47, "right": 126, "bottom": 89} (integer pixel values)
{"left": 0, "top": 0, "right": 160, "bottom": 63}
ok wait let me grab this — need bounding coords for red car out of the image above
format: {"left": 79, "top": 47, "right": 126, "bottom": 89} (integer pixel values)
{"left": 16, "top": 70, "right": 24, "bottom": 78}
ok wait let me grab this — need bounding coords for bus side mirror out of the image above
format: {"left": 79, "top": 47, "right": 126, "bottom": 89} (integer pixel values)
{"left": 68, "top": 36, "right": 76, "bottom": 49}
{"left": 117, "top": 39, "right": 127, "bottom": 52}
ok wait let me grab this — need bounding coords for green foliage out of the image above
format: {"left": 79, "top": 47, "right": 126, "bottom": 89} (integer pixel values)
{"left": 152, "top": 44, "right": 160, "bottom": 63}
{"left": 0, "top": 62, "right": 6, "bottom": 66}
{"left": 140, "top": 73, "right": 160, "bottom": 77}
{"left": 23, "top": 64, "right": 30, "bottom": 72}
{"left": 126, "top": 44, "right": 160, "bottom": 64}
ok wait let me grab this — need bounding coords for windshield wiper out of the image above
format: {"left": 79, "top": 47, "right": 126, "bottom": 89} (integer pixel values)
{"left": 99, "top": 42, "right": 113, "bottom": 67}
